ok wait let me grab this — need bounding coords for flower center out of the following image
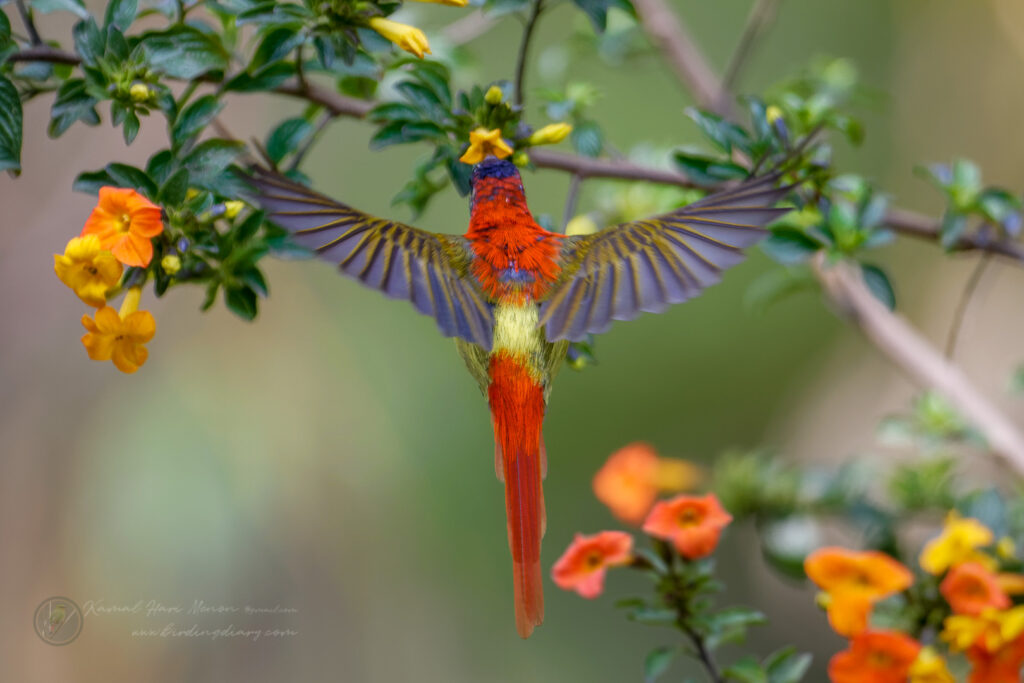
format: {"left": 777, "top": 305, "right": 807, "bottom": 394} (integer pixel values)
{"left": 585, "top": 552, "right": 603, "bottom": 569}
{"left": 678, "top": 507, "right": 702, "bottom": 527}
{"left": 117, "top": 213, "right": 132, "bottom": 233}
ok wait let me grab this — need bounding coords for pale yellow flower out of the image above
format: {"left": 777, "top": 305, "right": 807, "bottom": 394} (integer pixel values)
{"left": 459, "top": 128, "right": 513, "bottom": 165}
{"left": 528, "top": 122, "right": 573, "bottom": 146}
{"left": 367, "top": 17, "right": 431, "bottom": 59}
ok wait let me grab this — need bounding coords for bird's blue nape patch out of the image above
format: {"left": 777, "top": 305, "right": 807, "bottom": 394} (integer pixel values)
{"left": 473, "top": 156, "right": 519, "bottom": 181}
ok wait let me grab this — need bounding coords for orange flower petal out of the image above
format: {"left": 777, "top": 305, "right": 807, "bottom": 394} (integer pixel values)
{"left": 551, "top": 531, "right": 633, "bottom": 599}
{"left": 641, "top": 493, "right": 732, "bottom": 559}
{"left": 941, "top": 563, "right": 1011, "bottom": 616}
{"left": 829, "top": 630, "right": 921, "bottom": 683}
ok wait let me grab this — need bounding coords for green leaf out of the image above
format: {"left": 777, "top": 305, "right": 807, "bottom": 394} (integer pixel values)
{"left": 232, "top": 210, "right": 264, "bottom": 242}
{"left": 201, "top": 281, "right": 220, "bottom": 311}
{"left": 939, "top": 211, "right": 967, "bottom": 250}
{"left": 571, "top": 0, "right": 635, "bottom": 32}
{"left": 141, "top": 26, "right": 229, "bottom": 79}
{"left": 31, "top": 0, "right": 90, "bottom": 19}
{"left": 673, "top": 151, "right": 747, "bottom": 186}
{"left": 251, "top": 26, "right": 305, "bottom": 69}
{"left": 172, "top": 94, "right": 223, "bottom": 148}
{"left": 764, "top": 648, "right": 812, "bottom": 683}
{"left": 72, "top": 17, "right": 105, "bottom": 65}
{"left": 224, "top": 285, "right": 258, "bottom": 320}
{"left": 105, "top": 162, "right": 157, "bottom": 197}
{"left": 183, "top": 138, "right": 244, "bottom": 183}
{"left": 705, "top": 606, "right": 767, "bottom": 648}
{"left": 223, "top": 62, "right": 295, "bottom": 92}
{"left": 626, "top": 608, "right": 677, "bottom": 625}
{"left": 237, "top": 266, "right": 268, "bottom": 297}
{"left": 159, "top": 167, "right": 190, "bottom": 206}
{"left": 49, "top": 78, "right": 99, "bottom": 138}
{"left": 146, "top": 149, "right": 175, "bottom": 185}
{"left": 266, "top": 117, "right": 313, "bottom": 164}
{"left": 761, "top": 228, "right": 820, "bottom": 265}
{"left": 686, "top": 108, "right": 750, "bottom": 154}
{"left": 571, "top": 120, "right": 603, "bottom": 158}
{"left": 103, "top": 0, "right": 137, "bottom": 30}
{"left": 724, "top": 657, "right": 767, "bottom": 683}
{"left": 395, "top": 81, "right": 449, "bottom": 123}
{"left": 72, "top": 168, "right": 115, "bottom": 194}
{"left": 369, "top": 121, "right": 445, "bottom": 149}
{"left": 860, "top": 263, "right": 895, "bottom": 310}
{"left": 122, "top": 110, "right": 140, "bottom": 145}
{"left": 644, "top": 647, "right": 675, "bottom": 683}
{"left": 0, "top": 76, "right": 22, "bottom": 173}
{"left": 369, "top": 102, "right": 421, "bottom": 123}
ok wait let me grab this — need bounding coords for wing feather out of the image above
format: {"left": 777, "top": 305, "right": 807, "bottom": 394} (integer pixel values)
{"left": 538, "top": 175, "right": 791, "bottom": 342}
{"left": 247, "top": 168, "right": 494, "bottom": 349}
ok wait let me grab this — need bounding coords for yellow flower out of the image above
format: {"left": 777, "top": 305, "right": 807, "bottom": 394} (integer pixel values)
{"left": 367, "top": 17, "right": 431, "bottom": 59}
{"left": 765, "top": 105, "right": 784, "bottom": 125}
{"left": 54, "top": 235, "right": 123, "bottom": 307}
{"left": 459, "top": 128, "right": 514, "bottom": 165}
{"left": 527, "top": 122, "right": 573, "bottom": 146}
{"left": 80, "top": 287, "right": 156, "bottom": 374}
{"left": 920, "top": 512, "right": 995, "bottom": 575}
{"left": 161, "top": 254, "right": 181, "bottom": 275}
{"left": 908, "top": 647, "right": 954, "bottom": 683}
{"left": 484, "top": 85, "right": 504, "bottom": 105}
{"left": 997, "top": 537, "right": 1016, "bottom": 560}
{"left": 512, "top": 151, "right": 530, "bottom": 167}
{"left": 942, "top": 606, "right": 1024, "bottom": 654}
{"left": 411, "top": 0, "right": 468, "bottom": 6}
{"left": 223, "top": 200, "right": 245, "bottom": 219}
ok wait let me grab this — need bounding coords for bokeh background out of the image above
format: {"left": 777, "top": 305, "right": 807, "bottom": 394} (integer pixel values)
{"left": 4, "top": 0, "right": 1024, "bottom": 680}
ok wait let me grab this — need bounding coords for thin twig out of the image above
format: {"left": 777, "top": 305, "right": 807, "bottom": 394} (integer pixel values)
{"left": 944, "top": 253, "right": 992, "bottom": 358}
{"left": 560, "top": 173, "right": 583, "bottom": 232}
{"left": 287, "top": 111, "right": 334, "bottom": 172}
{"left": 513, "top": 0, "right": 544, "bottom": 107}
{"left": 722, "top": 0, "right": 780, "bottom": 92}
{"left": 15, "top": 0, "right": 42, "bottom": 46}
{"left": 443, "top": 11, "right": 496, "bottom": 46}
{"left": 630, "top": 0, "right": 731, "bottom": 118}
{"left": 685, "top": 629, "right": 724, "bottom": 683}
{"left": 812, "top": 254, "right": 1024, "bottom": 475}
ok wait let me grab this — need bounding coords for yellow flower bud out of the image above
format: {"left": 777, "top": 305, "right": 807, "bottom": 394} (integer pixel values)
{"left": 527, "top": 122, "right": 573, "bottom": 146}
{"left": 765, "top": 105, "right": 784, "bottom": 125}
{"left": 484, "top": 85, "right": 504, "bottom": 105}
{"left": 367, "top": 17, "right": 431, "bottom": 59}
{"left": 565, "top": 215, "right": 598, "bottom": 236}
{"left": 223, "top": 200, "right": 244, "bottom": 219}
{"left": 998, "top": 536, "right": 1017, "bottom": 560}
{"left": 186, "top": 188, "right": 201, "bottom": 201}
{"left": 512, "top": 151, "right": 530, "bottom": 167}
{"left": 161, "top": 254, "right": 182, "bottom": 275}
{"left": 129, "top": 83, "right": 151, "bottom": 103}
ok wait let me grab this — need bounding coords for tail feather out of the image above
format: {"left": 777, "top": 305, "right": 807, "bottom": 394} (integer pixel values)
{"left": 488, "top": 354, "right": 546, "bottom": 638}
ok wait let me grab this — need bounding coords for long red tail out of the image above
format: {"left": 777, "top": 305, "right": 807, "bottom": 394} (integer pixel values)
{"left": 488, "top": 353, "right": 546, "bottom": 638}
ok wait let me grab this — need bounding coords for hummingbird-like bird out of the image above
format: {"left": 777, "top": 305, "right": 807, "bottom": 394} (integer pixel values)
{"left": 248, "top": 157, "right": 789, "bottom": 637}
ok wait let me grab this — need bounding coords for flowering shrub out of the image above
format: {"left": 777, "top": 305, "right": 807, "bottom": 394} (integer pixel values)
{"left": 555, "top": 438, "right": 1024, "bottom": 681}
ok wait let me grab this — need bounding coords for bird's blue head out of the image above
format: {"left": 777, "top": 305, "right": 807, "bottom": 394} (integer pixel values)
{"left": 471, "top": 156, "right": 520, "bottom": 185}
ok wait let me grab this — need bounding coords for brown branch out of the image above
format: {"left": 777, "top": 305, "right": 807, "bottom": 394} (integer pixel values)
{"left": 885, "top": 207, "right": 1024, "bottom": 262}
{"left": 513, "top": 0, "right": 545, "bottom": 107}
{"left": 630, "top": 0, "right": 732, "bottom": 117}
{"left": 812, "top": 254, "right": 1024, "bottom": 475}
{"left": 722, "top": 0, "right": 780, "bottom": 92}
{"left": 6, "top": 46, "right": 81, "bottom": 64}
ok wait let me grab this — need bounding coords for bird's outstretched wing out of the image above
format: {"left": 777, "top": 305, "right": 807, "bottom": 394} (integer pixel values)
{"left": 247, "top": 168, "right": 494, "bottom": 349}
{"left": 538, "top": 174, "right": 791, "bottom": 342}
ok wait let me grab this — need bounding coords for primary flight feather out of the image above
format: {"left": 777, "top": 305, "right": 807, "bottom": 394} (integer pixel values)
{"left": 247, "top": 157, "right": 790, "bottom": 638}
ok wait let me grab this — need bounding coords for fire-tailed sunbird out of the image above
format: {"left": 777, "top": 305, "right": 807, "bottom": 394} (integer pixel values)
{"left": 248, "top": 158, "right": 789, "bottom": 638}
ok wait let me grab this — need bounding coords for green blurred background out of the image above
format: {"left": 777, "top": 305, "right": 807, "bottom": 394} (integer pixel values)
{"left": 4, "top": 0, "right": 1024, "bottom": 680}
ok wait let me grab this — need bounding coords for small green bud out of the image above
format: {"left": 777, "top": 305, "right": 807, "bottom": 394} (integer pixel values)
{"left": 484, "top": 85, "right": 504, "bottom": 105}
{"left": 161, "top": 254, "right": 182, "bottom": 275}
{"left": 223, "top": 200, "right": 245, "bottom": 219}
{"left": 129, "top": 83, "right": 152, "bottom": 103}
{"left": 512, "top": 151, "right": 530, "bottom": 167}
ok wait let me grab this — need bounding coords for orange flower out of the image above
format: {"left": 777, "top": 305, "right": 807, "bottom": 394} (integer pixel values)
{"left": 551, "top": 531, "right": 633, "bottom": 598}
{"left": 966, "top": 635, "right": 1024, "bottom": 683}
{"left": 829, "top": 630, "right": 922, "bottom": 683}
{"left": 593, "top": 443, "right": 702, "bottom": 524}
{"left": 941, "top": 563, "right": 1011, "bottom": 616}
{"left": 805, "top": 547, "right": 915, "bottom": 637}
{"left": 81, "top": 187, "right": 163, "bottom": 267}
{"left": 641, "top": 493, "right": 732, "bottom": 559}
{"left": 80, "top": 287, "right": 155, "bottom": 373}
